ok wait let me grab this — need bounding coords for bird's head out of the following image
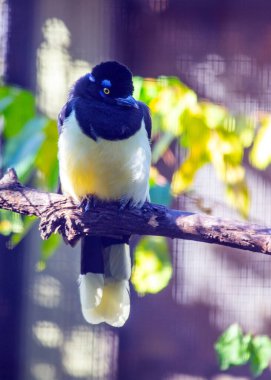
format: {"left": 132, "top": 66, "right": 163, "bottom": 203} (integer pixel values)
{"left": 72, "top": 61, "right": 138, "bottom": 109}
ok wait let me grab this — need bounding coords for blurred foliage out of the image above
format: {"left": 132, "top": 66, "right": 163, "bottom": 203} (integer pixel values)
{"left": 215, "top": 324, "right": 271, "bottom": 377}
{"left": 0, "top": 86, "right": 59, "bottom": 262}
{"left": 134, "top": 76, "right": 267, "bottom": 218}
{"left": 249, "top": 114, "right": 271, "bottom": 170}
{"left": 132, "top": 236, "right": 172, "bottom": 295}
{"left": 1, "top": 76, "right": 271, "bottom": 300}
{"left": 0, "top": 210, "right": 25, "bottom": 236}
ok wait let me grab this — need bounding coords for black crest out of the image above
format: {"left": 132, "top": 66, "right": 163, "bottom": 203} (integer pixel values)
{"left": 91, "top": 61, "right": 134, "bottom": 98}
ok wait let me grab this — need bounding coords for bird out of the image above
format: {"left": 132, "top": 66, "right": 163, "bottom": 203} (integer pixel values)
{"left": 57, "top": 61, "right": 152, "bottom": 327}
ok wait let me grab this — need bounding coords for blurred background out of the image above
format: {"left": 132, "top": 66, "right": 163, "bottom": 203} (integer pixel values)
{"left": 2, "top": 0, "right": 271, "bottom": 379}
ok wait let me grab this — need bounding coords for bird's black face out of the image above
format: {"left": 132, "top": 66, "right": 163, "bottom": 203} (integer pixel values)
{"left": 73, "top": 61, "right": 138, "bottom": 109}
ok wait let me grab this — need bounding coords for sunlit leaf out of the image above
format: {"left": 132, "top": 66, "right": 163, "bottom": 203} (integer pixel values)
{"left": 224, "top": 164, "right": 245, "bottom": 185}
{"left": 0, "top": 87, "right": 35, "bottom": 138}
{"left": 181, "top": 111, "right": 207, "bottom": 145}
{"left": 150, "top": 80, "right": 197, "bottom": 135}
{"left": 0, "top": 210, "right": 24, "bottom": 237}
{"left": 165, "top": 77, "right": 197, "bottom": 110}
{"left": 201, "top": 102, "right": 228, "bottom": 129}
{"left": 226, "top": 182, "right": 250, "bottom": 218}
{"left": 235, "top": 115, "right": 255, "bottom": 147}
{"left": 3, "top": 116, "right": 46, "bottom": 181}
{"left": 171, "top": 163, "right": 194, "bottom": 194}
{"left": 132, "top": 236, "right": 172, "bottom": 295}
{"left": 207, "top": 132, "right": 243, "bottom": 172}
{"left": 250, "top": 115, "right": 271, "bottom": 170}
{"left": 0, "top": 220, "right": 13, "bottom": 236}
{"left": 171, "top": 147, "right": 208, "bottom": 194}
{"left": 133, "top": 77, "right": 144, "bottom": 100}
{"left": 250, "top": 336, "right": 271, "bottom": 377}
{"left": 35, "top": 119, "right": 58, "bottom": 191}
{"left": 215, "top": 324, "right": 271, "bottom": 378}
{"left": 135, "top": 77, "right": 161, "bottom": 105}
{"left": 0, "top": 211, "right": 13, "bottom": 236}
{"left": 0, "top": 95, "right": 14, "bottom": 112}
{"left": 215, "top": 324, "right": 251, "bottom": 370}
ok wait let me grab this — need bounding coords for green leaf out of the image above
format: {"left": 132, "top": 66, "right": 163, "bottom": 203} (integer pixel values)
{"left": 0, "top": 87, "right": 35, "bottom": 138}
{"left": 180, "top": 108, "right": 210, "bottom": 147}
{"left": 216, "top": 325, "right": 271, "bottom": 377}
{"left": 9, "top": 215, "right": 36, "bottom": 248}
{"left": 250, "top": 115, "right": 271, "bottom": 170}
{"left": 171, "top": 147, "right": 208, "bottom": 194}
{"left": 215, "top": 324, "right": 251, "bottom": 370}
{"left": 250, "top": 336, "right": 271, "bottom": 377}
{"left": 38, "top": 234, "right": 61, "bottom": 270}
{"left": 136, "top": 77, "right": 161, "bottom": 104}
{"left": 35, "top": 119, "right": 58, "bottom": 191}
{"left": 235, "top": 115, "right": 255, "bottom": 148}
{"left": 201, "top": 101, "right": 228, "bottom": 130}
{"left": 226, "top": 182, "right": 250, "bottom": 219}
{"left": 133, "top": 77, "right": 144, "bottom": 100}
{"left": 131, "top": 236, "right": 172, "bottom": 295}
{"left": 3, "top": 116, "right": 46, "bottom": 181}
{"left": 0, "top": 95, "right": 14, "bottom": 112}
{"left": 0, "top": 210, "right": 24, "bottom": 236}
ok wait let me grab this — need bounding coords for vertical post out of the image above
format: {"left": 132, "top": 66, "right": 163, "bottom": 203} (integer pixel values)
{"left": 0, "top": 0, "right": 36, "bottom": 378}
{"left": 5, "top": 0, "right": 36, "bottom": 91}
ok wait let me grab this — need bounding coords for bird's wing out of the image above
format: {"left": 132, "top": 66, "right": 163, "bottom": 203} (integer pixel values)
{"left": 57, "top": 99, "right": 75, "bottom": 134}
{"left": 57, "top": 99, "right": 76, "bottom": 194}
{"left": 138, "top": 101, "right": 152, "bottom": 140}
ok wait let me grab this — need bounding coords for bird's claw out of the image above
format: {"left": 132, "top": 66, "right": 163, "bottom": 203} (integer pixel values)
{"left": 119, "top": 197, "right": 131, "bottom": 211}
{"left": 118, "top": 197, "right": 144, "bottom": 211}
{"left": 80, "top": 195, "right": 98, "bottom": 213}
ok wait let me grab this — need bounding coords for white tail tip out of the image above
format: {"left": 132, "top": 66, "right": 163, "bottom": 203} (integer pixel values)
{"left": 80, "top": 279, "right": 130, "bottom": 327}
{"left": 79, "top": 273, "right": 104, "bottom": 309}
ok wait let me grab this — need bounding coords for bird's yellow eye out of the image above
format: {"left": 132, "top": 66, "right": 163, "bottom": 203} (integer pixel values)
{"left": 103, "top": 88, "right": 110, "bottom": 95}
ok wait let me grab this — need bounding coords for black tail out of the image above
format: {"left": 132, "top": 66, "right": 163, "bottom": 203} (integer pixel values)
{"left": 79, "top": 235, "right": 132, "bottom": 326}
{"left": 81, "top": 236, "right": 104, "bottom": 275}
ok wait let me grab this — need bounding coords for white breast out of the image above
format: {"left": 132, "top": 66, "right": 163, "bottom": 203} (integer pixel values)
{"left": 58, "top": 111, "right": 151, "bottom": 205}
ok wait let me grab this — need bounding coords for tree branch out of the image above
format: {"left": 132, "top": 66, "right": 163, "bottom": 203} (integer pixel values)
{"left": 1, "top": 168, "right": 271, "bottom": 254}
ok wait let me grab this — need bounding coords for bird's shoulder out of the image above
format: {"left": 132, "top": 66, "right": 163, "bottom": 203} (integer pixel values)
{"left": 57, "top": 98, "right": 76, "bottom": 134}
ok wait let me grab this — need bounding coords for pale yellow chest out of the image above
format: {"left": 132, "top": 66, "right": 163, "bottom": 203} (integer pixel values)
{"left": 58, "top": 111, "right": 151, "bottom": 203}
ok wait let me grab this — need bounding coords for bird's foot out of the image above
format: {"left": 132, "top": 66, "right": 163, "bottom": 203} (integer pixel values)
{"left": 118, "top": 197, "right": 131, "bottom": 211}
{"left": 80, "top": 195, "right": 99, "bottom": 213}
{"left": 118, "top": 197, "right": 144, "bottom": 211}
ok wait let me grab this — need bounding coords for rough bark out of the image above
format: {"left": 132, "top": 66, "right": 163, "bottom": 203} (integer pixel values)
{"left": 1, "top": 168, "right": 271, "bottom": 254}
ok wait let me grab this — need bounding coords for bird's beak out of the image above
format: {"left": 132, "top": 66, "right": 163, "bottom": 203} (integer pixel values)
{"left": 116, "top": 95, "right": 139, "bottom": 109}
